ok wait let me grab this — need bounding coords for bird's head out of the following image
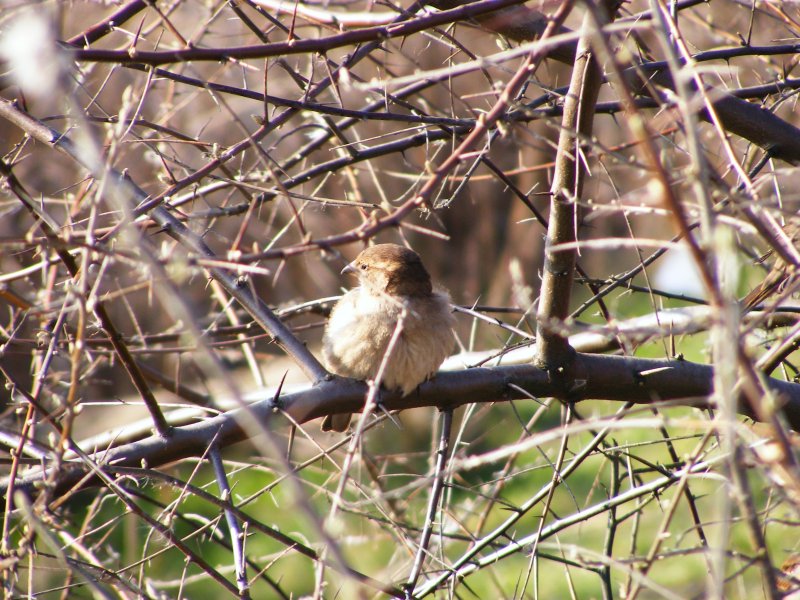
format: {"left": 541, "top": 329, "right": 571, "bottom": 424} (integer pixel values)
{"left": 345, "top": 244, "right": 433, "bottom": 297}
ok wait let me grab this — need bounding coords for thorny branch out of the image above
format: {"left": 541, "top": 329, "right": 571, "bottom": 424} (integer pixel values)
{"left": 3, "top": 0, "right": 800, "bottom": 597}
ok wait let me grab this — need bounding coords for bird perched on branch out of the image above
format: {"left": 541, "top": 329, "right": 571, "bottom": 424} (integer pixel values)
{"left": 321, "top": 244, "right": 455, "bottom": 432}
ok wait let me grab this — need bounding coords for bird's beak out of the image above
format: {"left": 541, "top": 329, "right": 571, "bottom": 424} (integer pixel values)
{"left": 341, "top": 261, "right": 357, "bottom": 275}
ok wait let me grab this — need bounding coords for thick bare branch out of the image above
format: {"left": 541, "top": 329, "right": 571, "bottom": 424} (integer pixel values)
{"left": 5, "top": 352, "right": 800, "bottom": 502}
{"left": 535, "top": 9, "right": 604, "bottom": 368}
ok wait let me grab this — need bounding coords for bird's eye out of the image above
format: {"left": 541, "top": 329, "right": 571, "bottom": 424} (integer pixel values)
{"left": 360, "top": 264, "right": 367, "bottom": 270}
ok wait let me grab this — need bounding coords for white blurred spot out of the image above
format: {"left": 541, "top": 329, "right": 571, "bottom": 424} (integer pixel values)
{"left": 0, "top": 11, "right": 62, "bottom": 98}
{"left": 653, "top": 246, "right": 707, "bottom": 299}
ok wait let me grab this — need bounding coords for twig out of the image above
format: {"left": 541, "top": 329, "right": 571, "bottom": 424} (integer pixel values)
{"left": 0, "top": 97, "right": 328, "bottom": 383}
{"left": 209, "top": 447, "right": 250, "bottom": 598}
{"left": 65, "top": 0, "right": 148, "bottom": 46}
{"left": 0, "top": 159, "right": 172, "bottom": 437}
{"left": 413, "top": 450, "right": 733, "bottom": 598}
{"left": 405, "top": 409, "right": 453, "bottom": 595}
{"left": 756, "top": 319, "right": 800, "bottom": 376}
{"left": 410, "top": 401, "right": 649, "bottom": 597}
{"left": 452, "top": 304, "right": 534, "bottom": 340}
{"left": 68, "top": 0, "right": 531, "bottom": 65}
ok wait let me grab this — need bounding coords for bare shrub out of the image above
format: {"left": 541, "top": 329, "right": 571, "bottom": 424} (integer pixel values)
{"left": 2, "top": 0, "right": 800, "bottom": 597}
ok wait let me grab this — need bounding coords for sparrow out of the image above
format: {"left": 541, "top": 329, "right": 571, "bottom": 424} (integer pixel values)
{"left": 321, "top": 244, "right": 455, "bottom": 432}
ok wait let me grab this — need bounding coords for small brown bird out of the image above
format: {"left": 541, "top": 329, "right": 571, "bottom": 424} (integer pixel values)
{"left": 321, "top": 244, "right": 455, "bottom": 432}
